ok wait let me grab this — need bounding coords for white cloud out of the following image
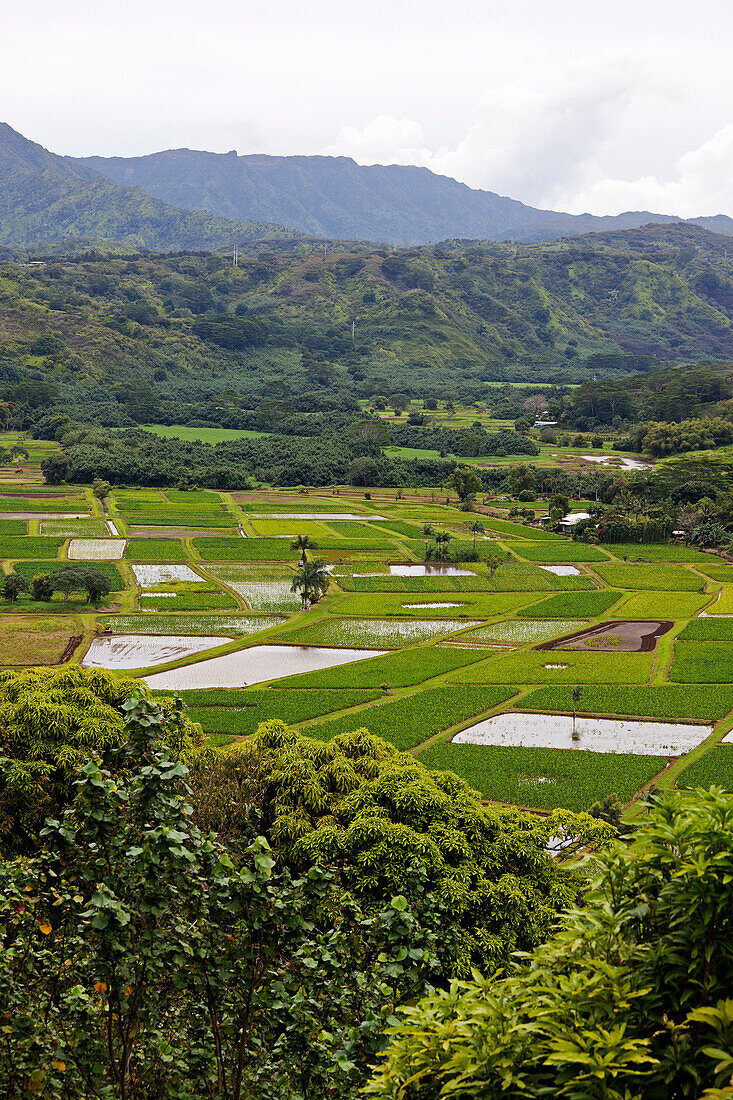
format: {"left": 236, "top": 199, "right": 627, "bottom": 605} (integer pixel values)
{"left": 324, "top": 116, "right": 433, "bottom": 168}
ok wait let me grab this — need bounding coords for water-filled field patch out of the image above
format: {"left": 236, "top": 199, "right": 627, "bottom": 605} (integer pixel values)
{"left": 285, "top": 617, "right": 481, "bottom": 649}
{"left": 68, "top": 539, "right": 126, "bottom": 560}
{"left": 103, "top": 615, "right": 282, "bottom": 636}
{"left": 131, "top": 564, "right": 203, "bottom": 586}
{"left": 389, "top": 564, "right": 476, "bottom": 576}
{"left": 144, "top": 644, "right": 388, "bottom": 689}
{"left": 207, "top": 564, "right": 301, "bottom": 612}
{"left": 464, "top": 620, "right": 587, "bottom": 644}
{"left": 540, "top": 565, "right": 580, "bottom": 576}
{"left": 40, "top": 519, "right": 109, "bottom": 537}
{"left": 270, "top": 644, "right": 491, "bottom": 689}
{"left": 82, "top": 634, "right": 230, "bottom": 670}
{"left": 453, "top": 711, "right": 710, "bottom": 755}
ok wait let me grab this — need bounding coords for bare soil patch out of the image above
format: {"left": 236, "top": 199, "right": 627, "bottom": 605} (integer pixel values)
{"left": 537, "top": 619, "right": 674, "bottom": 654}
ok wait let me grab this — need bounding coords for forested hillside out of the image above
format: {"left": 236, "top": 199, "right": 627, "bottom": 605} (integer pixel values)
{"left": 1, "top": 224, "right": 733, "bottom": 435}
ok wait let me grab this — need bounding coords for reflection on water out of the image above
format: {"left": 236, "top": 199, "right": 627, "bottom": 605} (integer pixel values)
{"left": 389, "top": 564, "right": 475, "bottom": 577}
{"left": 540, "top": 565, "right": 580, "bottom": 576}
{"left": 454, "top": 711, "right": 710, "bottom": 755}
{"left": 82, "top": 634, "right": 231, "bottom": 670}
{"left": 144, "top": 643, "right": 387, "bottom": 689}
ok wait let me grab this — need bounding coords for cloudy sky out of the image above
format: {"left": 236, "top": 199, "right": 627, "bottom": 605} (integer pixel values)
{"left": 4, "top": 0, "right": 733, "bottom": 216}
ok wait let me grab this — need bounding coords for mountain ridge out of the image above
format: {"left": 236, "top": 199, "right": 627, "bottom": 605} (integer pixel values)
{"left": 73, "top": 145, "right": 733, "bottom": 247}
{"left": 0, "top": 123, "right": 304, "bottom": 252}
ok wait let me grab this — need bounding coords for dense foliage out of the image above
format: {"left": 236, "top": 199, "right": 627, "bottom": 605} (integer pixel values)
{"left": 367, "top": 787, "right": 733, "bottom": 1099}
{"left": 190, "top": 720, "right": 611, "bottom": 975}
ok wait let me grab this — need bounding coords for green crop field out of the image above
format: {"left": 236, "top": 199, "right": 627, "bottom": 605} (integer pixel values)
{"left": 593, "top": 563, "right": 706, "bottom": 591}
{"left": 124, "top": 539, "right": 187, "bottom": 561}
{"left": 0, "top": 537, "right": 64, "bottom": 559}
{"left": 679, "top": 619, "right": 733, "bottom": 640}
{"left": 513, "top": 542, "right": 611, "bottom": 563}
{"left": 330, "top": 591, "right": 535, "bottom": 619}
{"left": 517, "top": 590, "right": 624, "bottom": 617}
{"left": 181, "top": 688, "right": 382, "bottom": 736}
{"left": 517, "top": 684, "right": 733, "bottom": 721}
{"left": 0, "top": 520, "right": 27, "bottom": 536}
{"left": 447, "top": 648, "right": 655, "bottom": 684}
{"left": 602, "top": 544, "right": 714, "bottom": 563}
{"left": 194, "top": 538, "right": 298, "bottom": 561}
{"left": 610, "top": 591, "right": 710, "bottom": 619}
{"left": 306, "top": 685, "right": 518, "bottom": 750}
{"left": 419, "top": 742, "right": 666, "bottom": 811}
{"left": 276, "top": 644, "right": 491, "bottom": 689}
{"left": 677, "top": 745, "right": 733, "bottom": 791}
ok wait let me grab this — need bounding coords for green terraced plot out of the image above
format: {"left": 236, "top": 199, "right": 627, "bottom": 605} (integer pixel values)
{"left": 679, "top": 619, "right": 733, "bottom": 640}
{"left": 0, "top": 537, "right": 64, "bottom": 559}
{"left": 518, "top": 591, "right": 623, "bottom": 618}
{"left": 183, "top": 688, "right": 382, "bottom": 736}
{"left": 419, "top": 742, "right": 666, "bottom": 812}
{"left": 336, "top": 573, "right": 492, "bottom": 592}
{"left": 0, "top": 520, "right": 26, "bottom": 536}
{"left": 490, "top": 562, "right": 595, "bottom": 591}
{"left": 284, "top": 617, "right": 480, "bottom": 649}
{"left": 124, "top": 539, "right": 187, "bottom": 561}
{"left": 513, "top": 542, "right": 611, "bottom": 563}
{"left": 207, "top": 564, "right": 301, "bottom": 612}
{"left": 195, "top": 538, "right": 298, "bottom": 561}
{"left": 276, "top": 644, "right": 491, "bottom": 689}
{"left": 447, "top": 648, "right": 654, "bottom": 684}
{"left": 250, "top": 519, "right": 333, "bottom": 537}
{"left": 678, "top": 745, "right": 733, "bottom": 791}
{"left": 691, "top": 564, "right": 733, "bottom": 583}
{"left": 331, "top": 591, "right": 535, "bottom": 618}
{"left": 593, "top": 563, "right": 706, "bottom": 591}
{"left": 517, "top": 684, "right": 733, "bottom": 721}
{"left": 603, "top": 544, "right": 713, "bottom": 562}
{"left": 670, "top": 641, "right": 733, "bottom": 682}
{"left": 484, "top": 518, "right": 565, "bottom": 540}
{"left": 464, "top": 620, "right": 586, "bottom": 644}
{"left": 710, "top": 587, "right": 733, "bottom": 614}
{"left": 610, "top": 591, "right": 710, "bottom": 619}
{"left": 369, "top": 520, "right": 424, "bottom": 538}
{"left": 307, "top": 685, "right": 518, "bottom": 750}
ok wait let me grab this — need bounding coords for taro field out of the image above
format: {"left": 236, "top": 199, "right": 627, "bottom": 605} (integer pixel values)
{"left": 1, "top": 449, "right": 731, "bottom": 817}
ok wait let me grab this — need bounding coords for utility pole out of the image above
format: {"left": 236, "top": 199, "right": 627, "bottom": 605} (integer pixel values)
{"left": 233, "top": 244, "right": 238, "bottom": 266}
{"left": 352, "top": 319, "right": 355, "bottom": 342}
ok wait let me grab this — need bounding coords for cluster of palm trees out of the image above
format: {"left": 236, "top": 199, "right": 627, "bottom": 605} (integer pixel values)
{"left": 289, "top": 535, "right": 330, "bottom": 609}
{"left": 422, "top": 524, "right": 456, "bottom": 561}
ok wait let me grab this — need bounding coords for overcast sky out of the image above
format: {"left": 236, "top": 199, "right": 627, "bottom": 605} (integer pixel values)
{"left": 4, "top": 0, "right": 733, "bottom": 216}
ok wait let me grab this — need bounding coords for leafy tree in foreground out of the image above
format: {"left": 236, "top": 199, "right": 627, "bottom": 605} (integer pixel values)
{"left": 366, "top": 787, "right": 733, "bottom": 1100}
{"left": 195, "top": 722, "right": 612, "bottom": 975}
{"left": 0, "top": 698, "right": 443, "bottom": 1099}
{"left": 0, "top": 666, "right": 201, "bottom": 855}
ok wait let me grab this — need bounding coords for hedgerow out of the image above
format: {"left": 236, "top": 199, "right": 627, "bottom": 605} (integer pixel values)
{"left": 419, "top": 742, "right": 666, "bottom": 811}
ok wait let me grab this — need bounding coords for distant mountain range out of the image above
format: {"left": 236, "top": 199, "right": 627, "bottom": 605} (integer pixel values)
{"left": 74, "top": 147, "right": 733, "bottom": 247}
{"left": 2, "top": 121, "right": 733, "bottom": 251}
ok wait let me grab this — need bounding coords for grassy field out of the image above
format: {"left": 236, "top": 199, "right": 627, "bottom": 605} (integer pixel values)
{"left": 447, "top": 648, "right": 655, "bottom": 684}
{"left": 141, "top": 424, "right": 270, "bottom": 443}
{"left": 0, "top": 616, "right": 79, "bottom": 665}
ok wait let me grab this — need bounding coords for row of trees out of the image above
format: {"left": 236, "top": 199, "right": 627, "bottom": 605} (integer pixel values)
{"left": 2, "top": 565, "right": 113, "bottom": 605}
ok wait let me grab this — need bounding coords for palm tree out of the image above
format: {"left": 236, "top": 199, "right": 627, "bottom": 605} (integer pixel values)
{"left": 434, "top": 531, "right": 453, "bottom": 561}
{"left": 571, "top": 687, "right": 584, "bottom": 740}
{"left": 422, "top": 523, "right": 435, "bottom": 557}
{"left": 291, "top": 534, "right": 318, "bottom": 566}
{"left": 290, "top": 557, "right": 330, "bottom": 608}
{"left": 466, "top": 520, "right": 485, "bottom": 548}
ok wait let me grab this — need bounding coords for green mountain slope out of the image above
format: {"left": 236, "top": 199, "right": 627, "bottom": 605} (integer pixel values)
{"left": 1, "top": 223, "right": 733, "bottom": 425}
{"left": 0, "top": 123, "right": 303, "bottom": 251}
